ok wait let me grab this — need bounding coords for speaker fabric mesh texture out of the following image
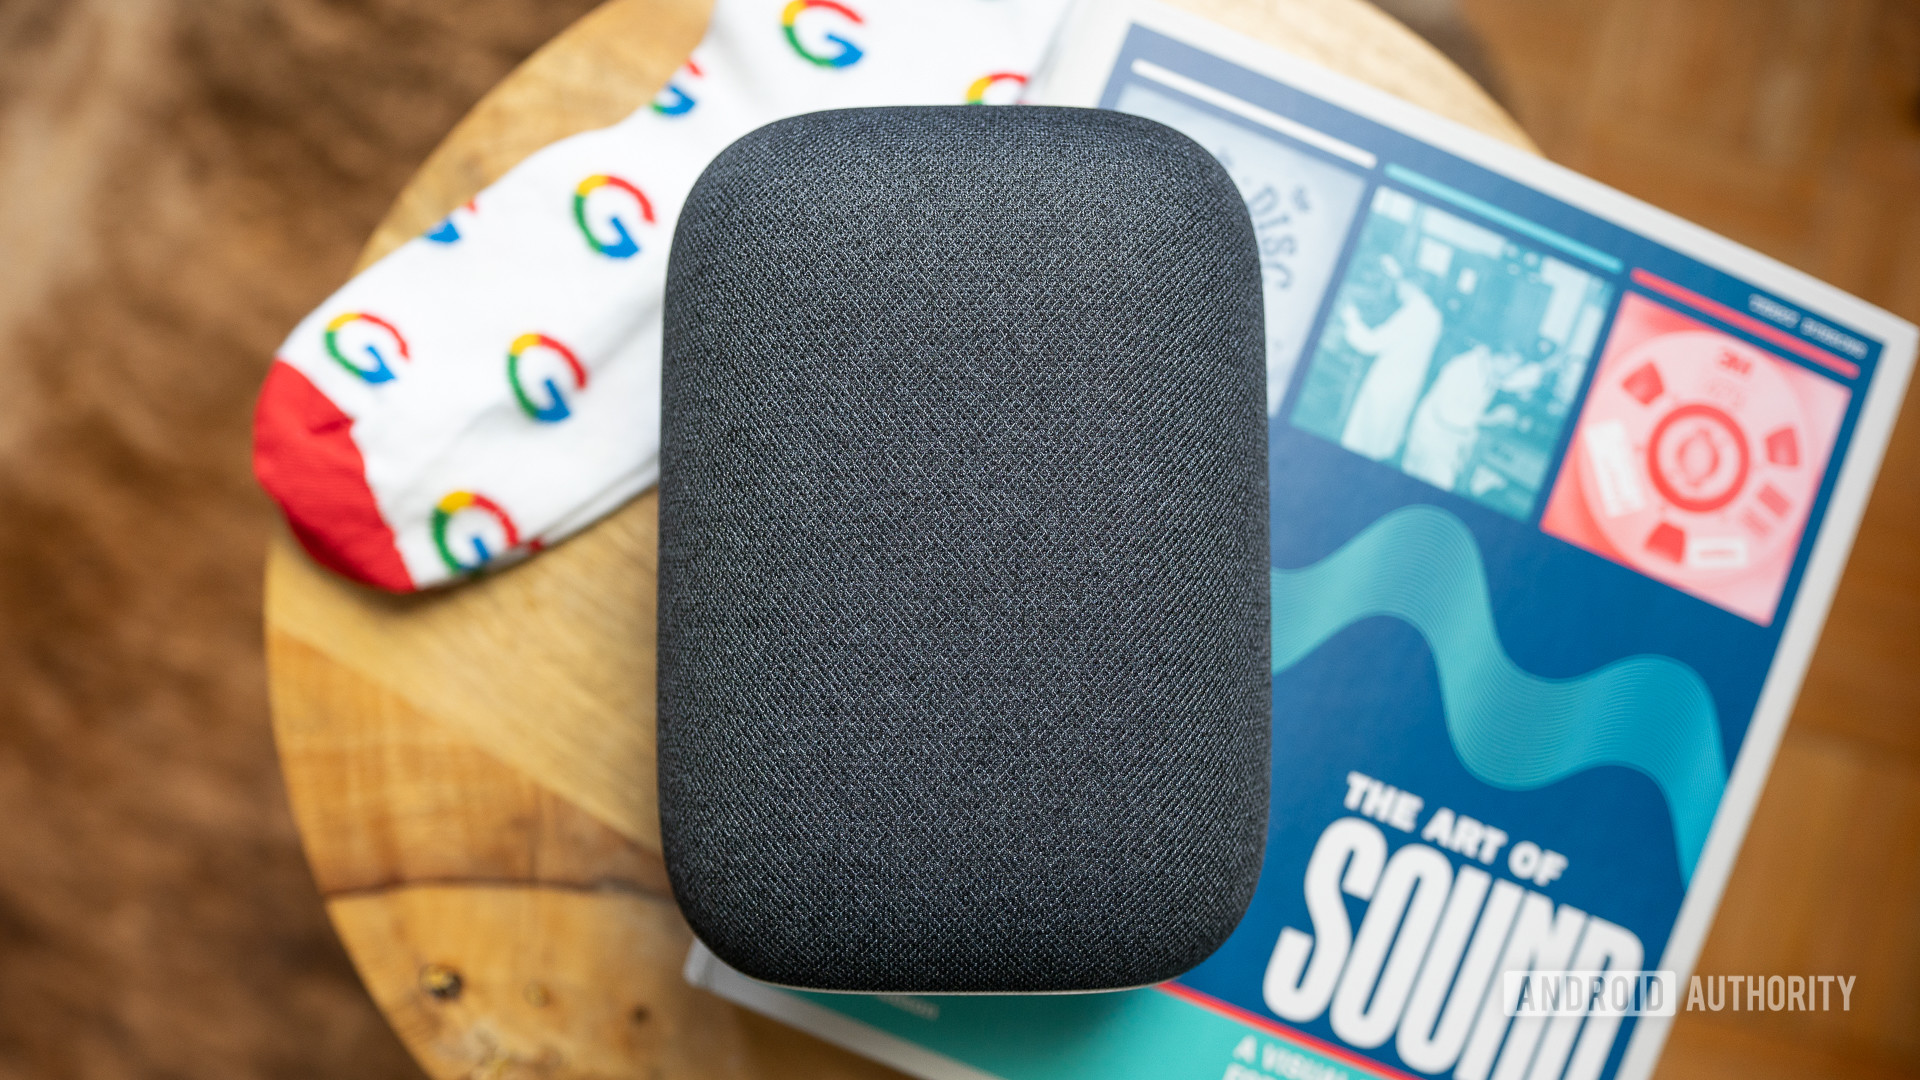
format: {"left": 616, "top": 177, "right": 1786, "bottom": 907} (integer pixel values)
{"left": 658, "top": 105, "right": 1269, "bottom": 993}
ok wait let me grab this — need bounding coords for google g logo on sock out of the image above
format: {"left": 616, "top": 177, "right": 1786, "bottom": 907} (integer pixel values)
{"left": 573, "top": 174, "right": 655, "bottom": 259}
{"left": 507, "top": 333, "right": 588, "bottom": 422}
{"left": 425, "top": 197, "right": 478, "bottom": 243}
{"left": 432, "top": 491, "right": 520, "bottom": 574}
{"left": 652, "top": 59, "right": 703, "bottom": 116}
{"left": 782, "top": 0, "right": 864, "bottom": 68}
{"left": 324, "top": 312, "right": 409, "bottom": 384}
{"left": 966, "top": 72, "right": 1027, "bottom": 105}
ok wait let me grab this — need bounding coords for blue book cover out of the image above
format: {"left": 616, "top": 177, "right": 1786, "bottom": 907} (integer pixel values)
{"left": 687, "top": 4, "right": 1918, "bottom": 1079}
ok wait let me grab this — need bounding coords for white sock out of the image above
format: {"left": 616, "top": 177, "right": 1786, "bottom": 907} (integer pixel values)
{"left": 254, "top": 0, "right": 1070, "bottom": 590}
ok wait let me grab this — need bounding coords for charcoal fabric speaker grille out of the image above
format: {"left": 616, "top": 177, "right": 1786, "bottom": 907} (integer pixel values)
{"left": 659, "top": 105, "right": 1269, "bottom": 993}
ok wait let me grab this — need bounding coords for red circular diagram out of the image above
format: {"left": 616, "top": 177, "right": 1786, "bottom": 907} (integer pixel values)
{"left": 1572, "top": 329, "right": 1816, "bottom": 590}
{"left": 1646, "top": 402, "right": 1750, "bottom": 513}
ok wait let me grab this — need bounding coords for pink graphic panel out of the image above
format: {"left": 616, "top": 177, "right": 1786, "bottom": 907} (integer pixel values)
{"left": 1541, "top": 292, "right": 1850, "bottom": 624}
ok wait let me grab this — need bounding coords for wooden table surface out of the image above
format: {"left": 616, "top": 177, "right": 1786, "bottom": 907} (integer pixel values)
{"left": 258, "top": 2, "right": 1781, "bottom": 1076}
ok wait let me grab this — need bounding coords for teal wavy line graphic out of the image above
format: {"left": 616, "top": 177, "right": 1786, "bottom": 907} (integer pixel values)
{"left": 1272, "top": 505, "right": 1727, "bottom": 881}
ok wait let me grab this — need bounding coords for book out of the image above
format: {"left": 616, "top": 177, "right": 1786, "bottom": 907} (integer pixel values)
{"left": 686, "top": 4, "right": 1919, "bottom": 1079}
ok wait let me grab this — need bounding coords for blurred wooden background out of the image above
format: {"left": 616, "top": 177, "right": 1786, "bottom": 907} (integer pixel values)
{"left": 0, "top": 3, "right": 603, "bottom": 1078}
{"left": 0, "top": 1, "right": 1913, "bottom": 1078}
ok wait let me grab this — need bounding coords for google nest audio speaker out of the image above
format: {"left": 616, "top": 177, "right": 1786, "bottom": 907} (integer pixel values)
{"left": 658, "top": 106, "right": 1270, "bottom": 992}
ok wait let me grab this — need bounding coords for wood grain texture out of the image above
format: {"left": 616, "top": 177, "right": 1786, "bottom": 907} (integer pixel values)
{"left": 263, "top": 1, "right": 1535, "bottom": 1075}
{"left": 330, "top": 885, "right": 906, "bottom": 1080}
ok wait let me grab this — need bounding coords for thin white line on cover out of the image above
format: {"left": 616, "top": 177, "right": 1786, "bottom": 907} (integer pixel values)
{"left": 1130, "top": 57, "right": 1379, "bottom": 169}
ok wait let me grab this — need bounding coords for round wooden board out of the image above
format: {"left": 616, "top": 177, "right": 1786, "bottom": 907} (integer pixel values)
{"left": 264, "top": 3, "right": 1530, "bottom": 1076}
